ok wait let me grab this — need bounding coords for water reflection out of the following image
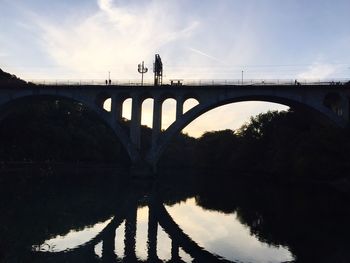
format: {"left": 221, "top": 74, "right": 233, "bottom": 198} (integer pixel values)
{"left": 32, "top": 191, "right": 240, "bottom": 262}
{"left": 32, "top": 218, "right": 113, "bottom": 252}
{"left": 166, "top": 198, "right": 292, "bottom": 263}
{"left": 1, "top": 169, "right": 350, "bottom": 262}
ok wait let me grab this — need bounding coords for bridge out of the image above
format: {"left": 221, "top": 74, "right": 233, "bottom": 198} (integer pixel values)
{"left": 0, "top": 80, "right": 349, "bottom": 170}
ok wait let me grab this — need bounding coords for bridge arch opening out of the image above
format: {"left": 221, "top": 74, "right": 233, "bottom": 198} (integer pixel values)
{"left": 122, "top": 98, "right": 132, "bottom": 120}
{"left": 183, "top": 98, "right": 199, "bottom": 114}
{"left": 103, "top": 98, "right": 112, "bottom": 112}
{"left": 182, "top": 101, "right": 289, "bottom": 138}
{"left": 141, "top": 98, "right": 154, "bottom": 128}
{"left": 162, "top": 98, "right": 176, "bottom": 130}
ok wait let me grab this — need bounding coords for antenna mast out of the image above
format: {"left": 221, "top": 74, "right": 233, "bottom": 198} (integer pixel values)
{"left": 138, "top": 61, "right": 148, "bottom": 86}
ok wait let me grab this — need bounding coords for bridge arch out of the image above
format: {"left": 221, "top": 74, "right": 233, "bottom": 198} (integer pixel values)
{"left": 147, "top": 94, "right": 345, "bottom": 165}
{"left": 0, "top": 94, "right": 138, "bottom": 163}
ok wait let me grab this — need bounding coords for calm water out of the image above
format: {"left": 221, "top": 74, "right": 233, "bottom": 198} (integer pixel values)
{"left": 0, "top": 169, "right": 349, "bottom": 262}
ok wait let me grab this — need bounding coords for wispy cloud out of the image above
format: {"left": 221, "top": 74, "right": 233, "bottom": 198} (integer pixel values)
{"left": 188, "top": 47, "right": 227, "bottom": 64}
{"left": 35, "top": 0, "right": 199, "bottom": 79}
{"left": 297, "top": 63, "right": 340, "bottom": 80}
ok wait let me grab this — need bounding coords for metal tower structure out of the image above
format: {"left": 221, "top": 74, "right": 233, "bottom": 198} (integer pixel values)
{"left": 153, "top": 54, "right": 163, "bottom": 86}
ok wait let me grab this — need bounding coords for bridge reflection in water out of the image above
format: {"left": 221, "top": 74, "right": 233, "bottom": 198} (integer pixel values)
{"left": 33, "top": 191, "right": 235, "bottom": 262}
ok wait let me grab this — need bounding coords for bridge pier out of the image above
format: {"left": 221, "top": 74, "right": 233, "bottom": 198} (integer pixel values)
{"left": 111, "top": 95, "right": 123, "bottom": 123}
{"left": 130, "top": 96, "right": 142, "bottom": 150}
{"left": 152, "top": 97, "right": 162, "bottom": 150}
{"left": 176, "top": 96, "right": 184, "bottom": 120}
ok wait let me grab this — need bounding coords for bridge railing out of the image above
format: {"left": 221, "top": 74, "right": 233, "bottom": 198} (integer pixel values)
{"left": 182, "top": 78, "right": 350, "bottom": 86}
{"left": 28, "top": 79, "right": 154, "bottom": 86}
{"left": 27, "top": 78, "right": 350, "bottom": 87}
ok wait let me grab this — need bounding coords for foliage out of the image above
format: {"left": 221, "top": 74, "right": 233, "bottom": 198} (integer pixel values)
{"left": 0, "top": 98, "right": 130, "bottom": 165}
{"left": 193, "top": 110, "right": 350, "bottom": 181}
{"left": 0, "top": 68, "right": 27, "bottom": 85}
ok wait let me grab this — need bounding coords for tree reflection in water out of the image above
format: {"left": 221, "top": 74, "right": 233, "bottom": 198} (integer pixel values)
{"left": 1, "top": 169, "right": 349, "bottom": 262}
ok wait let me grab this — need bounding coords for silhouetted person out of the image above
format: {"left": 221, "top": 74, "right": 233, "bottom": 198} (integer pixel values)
{"left": 105, "top": 79, "right": 108, "bottom": 85}
{"left": 109, "top": 79, "right": 111, "bottom": 85}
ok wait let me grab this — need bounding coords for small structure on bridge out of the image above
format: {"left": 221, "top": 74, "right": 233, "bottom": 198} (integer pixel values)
{"left": 153, "top": 54, "right": 163, "bottom": 86}
{"left": 170, "top": 79, "right": 183, "bottom": 86}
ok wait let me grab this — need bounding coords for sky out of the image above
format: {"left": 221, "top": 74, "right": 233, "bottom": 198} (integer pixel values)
{"left": 1, "top": 0, "right": 350, "bottom": 136}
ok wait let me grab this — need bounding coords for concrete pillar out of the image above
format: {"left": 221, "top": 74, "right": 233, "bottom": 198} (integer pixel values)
{"left": 111, "top": 95, "right": 123, "bottom": 125}
{"left": 176, "top": 96, "right": 184, "bottom": 120}
{"left": 116, "top": 95, "right": 124, "bottom": 122}
{"left": 130, "top": 96, "right": 142, "bottom": 150}
{"left": 152, "top": 97, "right": 163, "bottom": 148}
{"left": 124, "top": 200, "right": 137, "bottom": 261}
{"left": 147, "top": 203, "right": 158, "bottom": 261}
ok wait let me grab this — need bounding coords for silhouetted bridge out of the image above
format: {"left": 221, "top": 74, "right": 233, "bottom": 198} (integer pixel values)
{"left": 0, "top": 80, "right": 349, "bottom": 170}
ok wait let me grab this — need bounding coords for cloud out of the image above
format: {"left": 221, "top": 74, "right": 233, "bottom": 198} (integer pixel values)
{"left": 35, "top": 0, "right": 199, "bottom": 79}
{"left": 188, "top": 47, "right": 227, "bottom": 65}
{"left": 297, "top": 63, "right": 339, "bottom": 80}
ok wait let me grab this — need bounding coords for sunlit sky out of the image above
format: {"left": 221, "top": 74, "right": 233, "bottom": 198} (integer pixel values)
{"left": 1, "top": 0, "right": 350, "bottom": 136}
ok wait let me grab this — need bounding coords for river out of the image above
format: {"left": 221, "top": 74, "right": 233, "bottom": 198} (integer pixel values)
{"left": 0, "top": 168, "right": 349, "bottom": 262}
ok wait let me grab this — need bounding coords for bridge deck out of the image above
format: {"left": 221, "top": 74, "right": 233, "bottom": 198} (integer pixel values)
{"left": 1, "top": 78, "right": 350, "bottom": 88}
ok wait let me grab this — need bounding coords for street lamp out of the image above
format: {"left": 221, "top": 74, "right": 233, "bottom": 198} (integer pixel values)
{"left": 242, "top": 70, "right": 244, "bottom": 85}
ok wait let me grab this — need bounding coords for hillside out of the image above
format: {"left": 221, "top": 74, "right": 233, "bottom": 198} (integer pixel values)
{"left": 0, "top": 68, "right": 27, "bottom": 85}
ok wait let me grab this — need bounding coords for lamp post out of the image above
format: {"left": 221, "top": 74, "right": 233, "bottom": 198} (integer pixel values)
{"left": 138, "top": 61, "right": 148, "bottom": 86}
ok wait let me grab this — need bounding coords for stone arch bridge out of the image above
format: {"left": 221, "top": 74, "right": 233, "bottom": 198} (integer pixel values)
{"left": 0, "top": 82, "right": 349, "bottom": 170}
